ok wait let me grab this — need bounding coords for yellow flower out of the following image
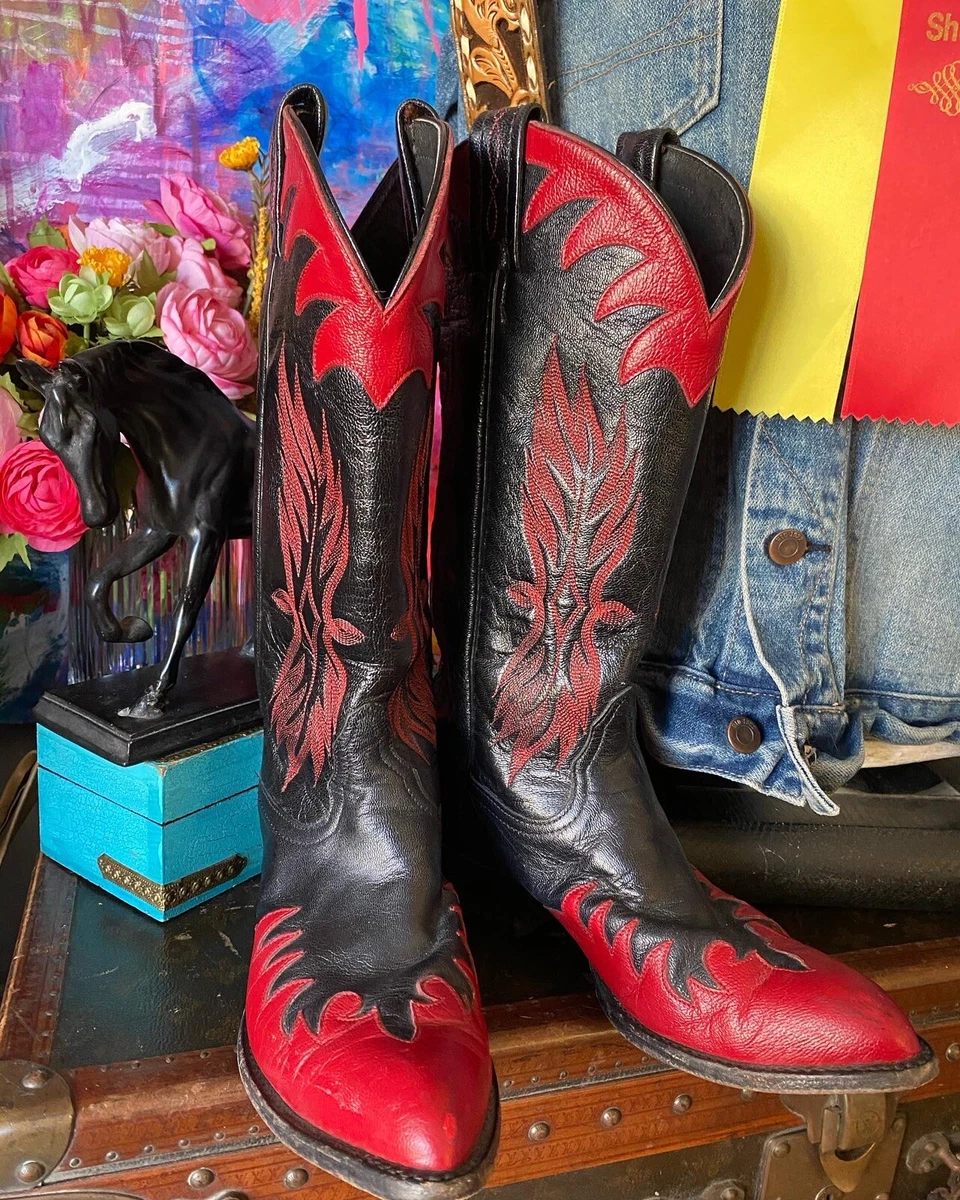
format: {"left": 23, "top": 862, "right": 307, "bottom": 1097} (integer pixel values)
{"left": 77, "top": 247, "right": 132, "bottom": 288}
{"left": 219, "top": 137, "right": 262, "bottom": 171}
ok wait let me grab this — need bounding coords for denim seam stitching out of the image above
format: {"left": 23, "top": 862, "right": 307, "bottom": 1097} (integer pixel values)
{"left": 556, "top": 0, "right": 705, "bottom": 78}
{"left": 560, "top": 33, "right": 717, "bottom": 101}
{"left": 846, "top": 687, "right": 960, "bottom": 705}
{"left": 758, "top": 422, "right": 823, "bottom": 517}
{"left": 738, "top": 417, "right": 790, "bottom": 705}
{"left": 639, "top": 660, "right": 779, "bottom": 698}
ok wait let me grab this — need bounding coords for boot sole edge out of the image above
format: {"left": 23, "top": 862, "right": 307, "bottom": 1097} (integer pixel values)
{"left": 593, "top": 975, "right": 940, "bottom": 1094}
{"left": 237, "top": 1022, "right": 501, "bottom": 1200}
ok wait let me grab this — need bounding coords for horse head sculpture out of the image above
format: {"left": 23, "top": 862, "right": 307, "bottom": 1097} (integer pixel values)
{"left": 20, "top": 341, "right": 256, "bottom": 719}
{"left": 21, "top": 356, "right": 122, "bottom": 530}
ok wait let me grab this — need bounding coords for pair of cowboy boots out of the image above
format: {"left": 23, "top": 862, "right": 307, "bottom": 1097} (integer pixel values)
{"left": 238, "top": 85, "right": 936, "bottom": 1200}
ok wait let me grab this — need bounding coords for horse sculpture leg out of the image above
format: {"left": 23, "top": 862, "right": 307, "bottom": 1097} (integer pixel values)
{"left": 87, "top": 526, "right": 177, "bottom": 642}
{"left": 122, "top": 526, "right": 225, "bottom": 719}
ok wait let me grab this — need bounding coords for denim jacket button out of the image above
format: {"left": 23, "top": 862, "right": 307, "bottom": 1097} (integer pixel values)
{"left": 767, "top": 528, "right": 809, "bottom": 566}
{"left": 727, "top": 717, "right": 763, "bottom": 754}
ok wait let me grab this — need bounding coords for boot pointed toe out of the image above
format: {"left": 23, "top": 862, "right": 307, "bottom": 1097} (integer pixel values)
{"left": 245, "top": 984, "right": 494, "bottom": 1176}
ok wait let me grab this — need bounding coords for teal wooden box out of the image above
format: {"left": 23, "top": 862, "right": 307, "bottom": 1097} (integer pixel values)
{"left": 37, "top": 725, "right": 264, "bottom": 921}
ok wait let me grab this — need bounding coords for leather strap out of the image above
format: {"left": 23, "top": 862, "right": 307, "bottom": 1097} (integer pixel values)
{"left": 470, "top": 104, "right": 543, "bottom": 271}
{"left": 616, "top": 129, "right": 680, "bottom": 190}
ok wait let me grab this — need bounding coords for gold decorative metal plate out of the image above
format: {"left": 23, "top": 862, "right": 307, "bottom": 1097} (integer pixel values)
{"left": 97, "top": 853, "right": 247, "bottom": 913}
{"left": 0, "top": 1060, "right": 74, "bottom": 1191}
{"left": 758, "top": 1114, "right": 906, "bottom": 1200}
{"left": 450, "top": 0, "right": 551, "bottom": 127}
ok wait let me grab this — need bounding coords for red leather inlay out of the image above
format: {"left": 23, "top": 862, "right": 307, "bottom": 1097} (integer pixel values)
{"left": 554, "top": 881, "right": 922, "bottom": 1069}
{"left": 281, "top": 108, "right": 449, "bottom": 407}
{"left": 524, "top": 123, "right": 745, "bottom": 406}
{"left": 245, "top": 905, "right": 492, "bottom": 1173}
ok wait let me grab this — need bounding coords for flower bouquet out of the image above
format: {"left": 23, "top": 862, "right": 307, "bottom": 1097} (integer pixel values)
{"left": 0, "top": 138, "right": 267, "bottom": 574}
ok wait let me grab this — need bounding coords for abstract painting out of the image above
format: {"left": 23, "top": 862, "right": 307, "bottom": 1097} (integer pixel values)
{"left": 0, "top": 0, "right": 449, "bottom": 256}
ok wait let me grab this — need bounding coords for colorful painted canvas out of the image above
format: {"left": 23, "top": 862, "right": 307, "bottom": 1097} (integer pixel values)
{"left": 0, "top": 0, "right": 448, "bottom": 257}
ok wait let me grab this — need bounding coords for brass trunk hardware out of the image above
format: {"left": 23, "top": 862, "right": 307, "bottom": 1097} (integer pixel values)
{"left": 701, "top": 1182, "right": 746, "bottom": 1200}
{"left": 906, "top": 1131, "right": 960, "bottom": 1199}
{"left": 758, "top": 1095, "right": 905, "bottom": 1198}
{"left": 16, "top": 1194, "right": 143, "bottom": 1200}
{"left": 450, "top": 0, "right": 551, "bottom": 127}
{"left": 0, "top": 1059, "right": 75, "bottom": 1192}
{"left": 0, "top": 751, "right": 37, "bottom": 868}
{"left": 97, "top": 853, "right": 247, "bottom": 913}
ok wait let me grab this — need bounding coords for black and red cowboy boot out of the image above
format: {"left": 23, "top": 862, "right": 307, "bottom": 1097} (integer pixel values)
{"left": 238, "top": 86, "right": 498, "bottom": 1199}
{"left": 433, "top": 106, "right": 937, "bottom": 1094}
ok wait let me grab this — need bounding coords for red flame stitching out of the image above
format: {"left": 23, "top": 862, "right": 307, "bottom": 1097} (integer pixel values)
{"left": 493, "top": 342, "right": 639, "bottom": 779}
{"left": 269, "top": 347, "right": 362, "bottom": 790}
{"left": 388, "top": 415, "right": 436, "bottom": 757}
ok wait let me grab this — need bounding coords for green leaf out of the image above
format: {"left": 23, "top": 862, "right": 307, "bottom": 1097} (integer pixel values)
{"left": 147, "top": 222, "right": 177, "bottom": 237}
{"left": 200, "top": 237, "right": 217, "bottom": 252}
{"left": 16, "top": 410, "right": 39, "bottom": 438}
{"left": 0, "top": 533, "right": 30, "bottom": 573}
{"left": 0, "top": 264, "right": 25, "bottom": 313}
{"left": 63, "top": 333, "right": 89, "bottom": 357}
{"left": 27, "top": 216, "right": 68, "bottom": 250}
{"left": 131, "top": 250, "right": 176, "bottom": 297}
{"left": 0, "top": 371, "right": 24, "bottom": 407}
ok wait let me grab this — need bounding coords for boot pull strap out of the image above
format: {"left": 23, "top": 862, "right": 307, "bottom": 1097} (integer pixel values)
{"left": 271, "top": 84, "right": 328, "bottom": 234}
{"left": 470, "top": 104, "right": 543, "bottom": 272}
{"left": 616, "top": 128, "right": 679, "bottom": 191}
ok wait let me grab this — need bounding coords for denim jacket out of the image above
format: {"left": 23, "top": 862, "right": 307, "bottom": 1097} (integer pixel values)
{"left": 437, "top": 0, "right": 960, "bottom": 814}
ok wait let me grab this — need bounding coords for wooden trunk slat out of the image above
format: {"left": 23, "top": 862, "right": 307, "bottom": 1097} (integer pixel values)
{"left": 0, "top": 856, "right": 74, "bottom": 1063}
{"left": 42, "top": 1013, "right": 960, "bottom": 1199}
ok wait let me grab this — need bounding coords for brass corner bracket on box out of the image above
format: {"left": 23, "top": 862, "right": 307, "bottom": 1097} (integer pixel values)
{"left": 450, "top": 0, "right": 552, "bottom": 127}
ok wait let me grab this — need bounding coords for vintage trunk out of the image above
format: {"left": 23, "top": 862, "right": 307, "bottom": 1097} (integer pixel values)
{"left": 2, "top": 854, "right": 960, "bottom": 1200}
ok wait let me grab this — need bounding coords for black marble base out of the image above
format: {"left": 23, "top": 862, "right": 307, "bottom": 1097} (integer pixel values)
{"left": 34, "top": 649, "right": 260, "bottom": 766}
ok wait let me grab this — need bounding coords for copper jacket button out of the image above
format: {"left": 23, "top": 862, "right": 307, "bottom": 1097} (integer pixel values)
{"left": 728, "top": 717, "right": 763, "bottom": 754}
{"left": 767, "top": 528, "right": 809, "bottom": 566}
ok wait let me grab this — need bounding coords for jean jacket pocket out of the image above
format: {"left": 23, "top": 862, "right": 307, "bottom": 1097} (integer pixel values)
{"left": 552, "top": 0, "right": 723, "bottom": 148}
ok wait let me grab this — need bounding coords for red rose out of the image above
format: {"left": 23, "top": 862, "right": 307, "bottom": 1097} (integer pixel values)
{"left": 5, "top": 245, "right": 79, "bottom": 308}
{"left": 0, "top": 440, "right": 88, "bottom": 552}
{"left": 17, "top": 310, "right": 69, "bottom": 368}
{"left": 0, "top": 288, "right": 15, "bottom": 357}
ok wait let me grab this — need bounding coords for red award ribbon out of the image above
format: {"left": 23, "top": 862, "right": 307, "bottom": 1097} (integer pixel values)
{"left": 842, "top": 1, "right": 960, "bottom": 425}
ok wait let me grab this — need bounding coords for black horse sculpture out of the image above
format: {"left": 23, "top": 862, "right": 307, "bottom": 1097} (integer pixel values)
{"left": 20, "top": 341, "right": 255, "bottom": 719}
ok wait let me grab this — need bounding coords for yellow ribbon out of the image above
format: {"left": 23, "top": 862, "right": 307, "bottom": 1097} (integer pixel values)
{"left": 714, "top": 0, "right": 903, "bottom": 421}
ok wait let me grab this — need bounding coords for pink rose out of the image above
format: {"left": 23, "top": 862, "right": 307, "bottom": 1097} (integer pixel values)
{"left": 0, "top": 387, "right": 20, "bottom": 457}
{"left": 158, "top": 283, "right": 257, "bottom": 398}
{"left": 142, "top": 235, "right": 185, "bottom": 276}
{"left": 173, "top": 238, "right": 243, "bottom": 307}
{"left": 146, "top": 175, "right": 251, "bottom": 271}
{"left": 0, "top": 440, "right": 87, "bottom": 552}
{"left": 67, "top": 216, "right": 164, "bottom": 261}
{"left": 5, "top": 245, "right": 80, "bottom": 308}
